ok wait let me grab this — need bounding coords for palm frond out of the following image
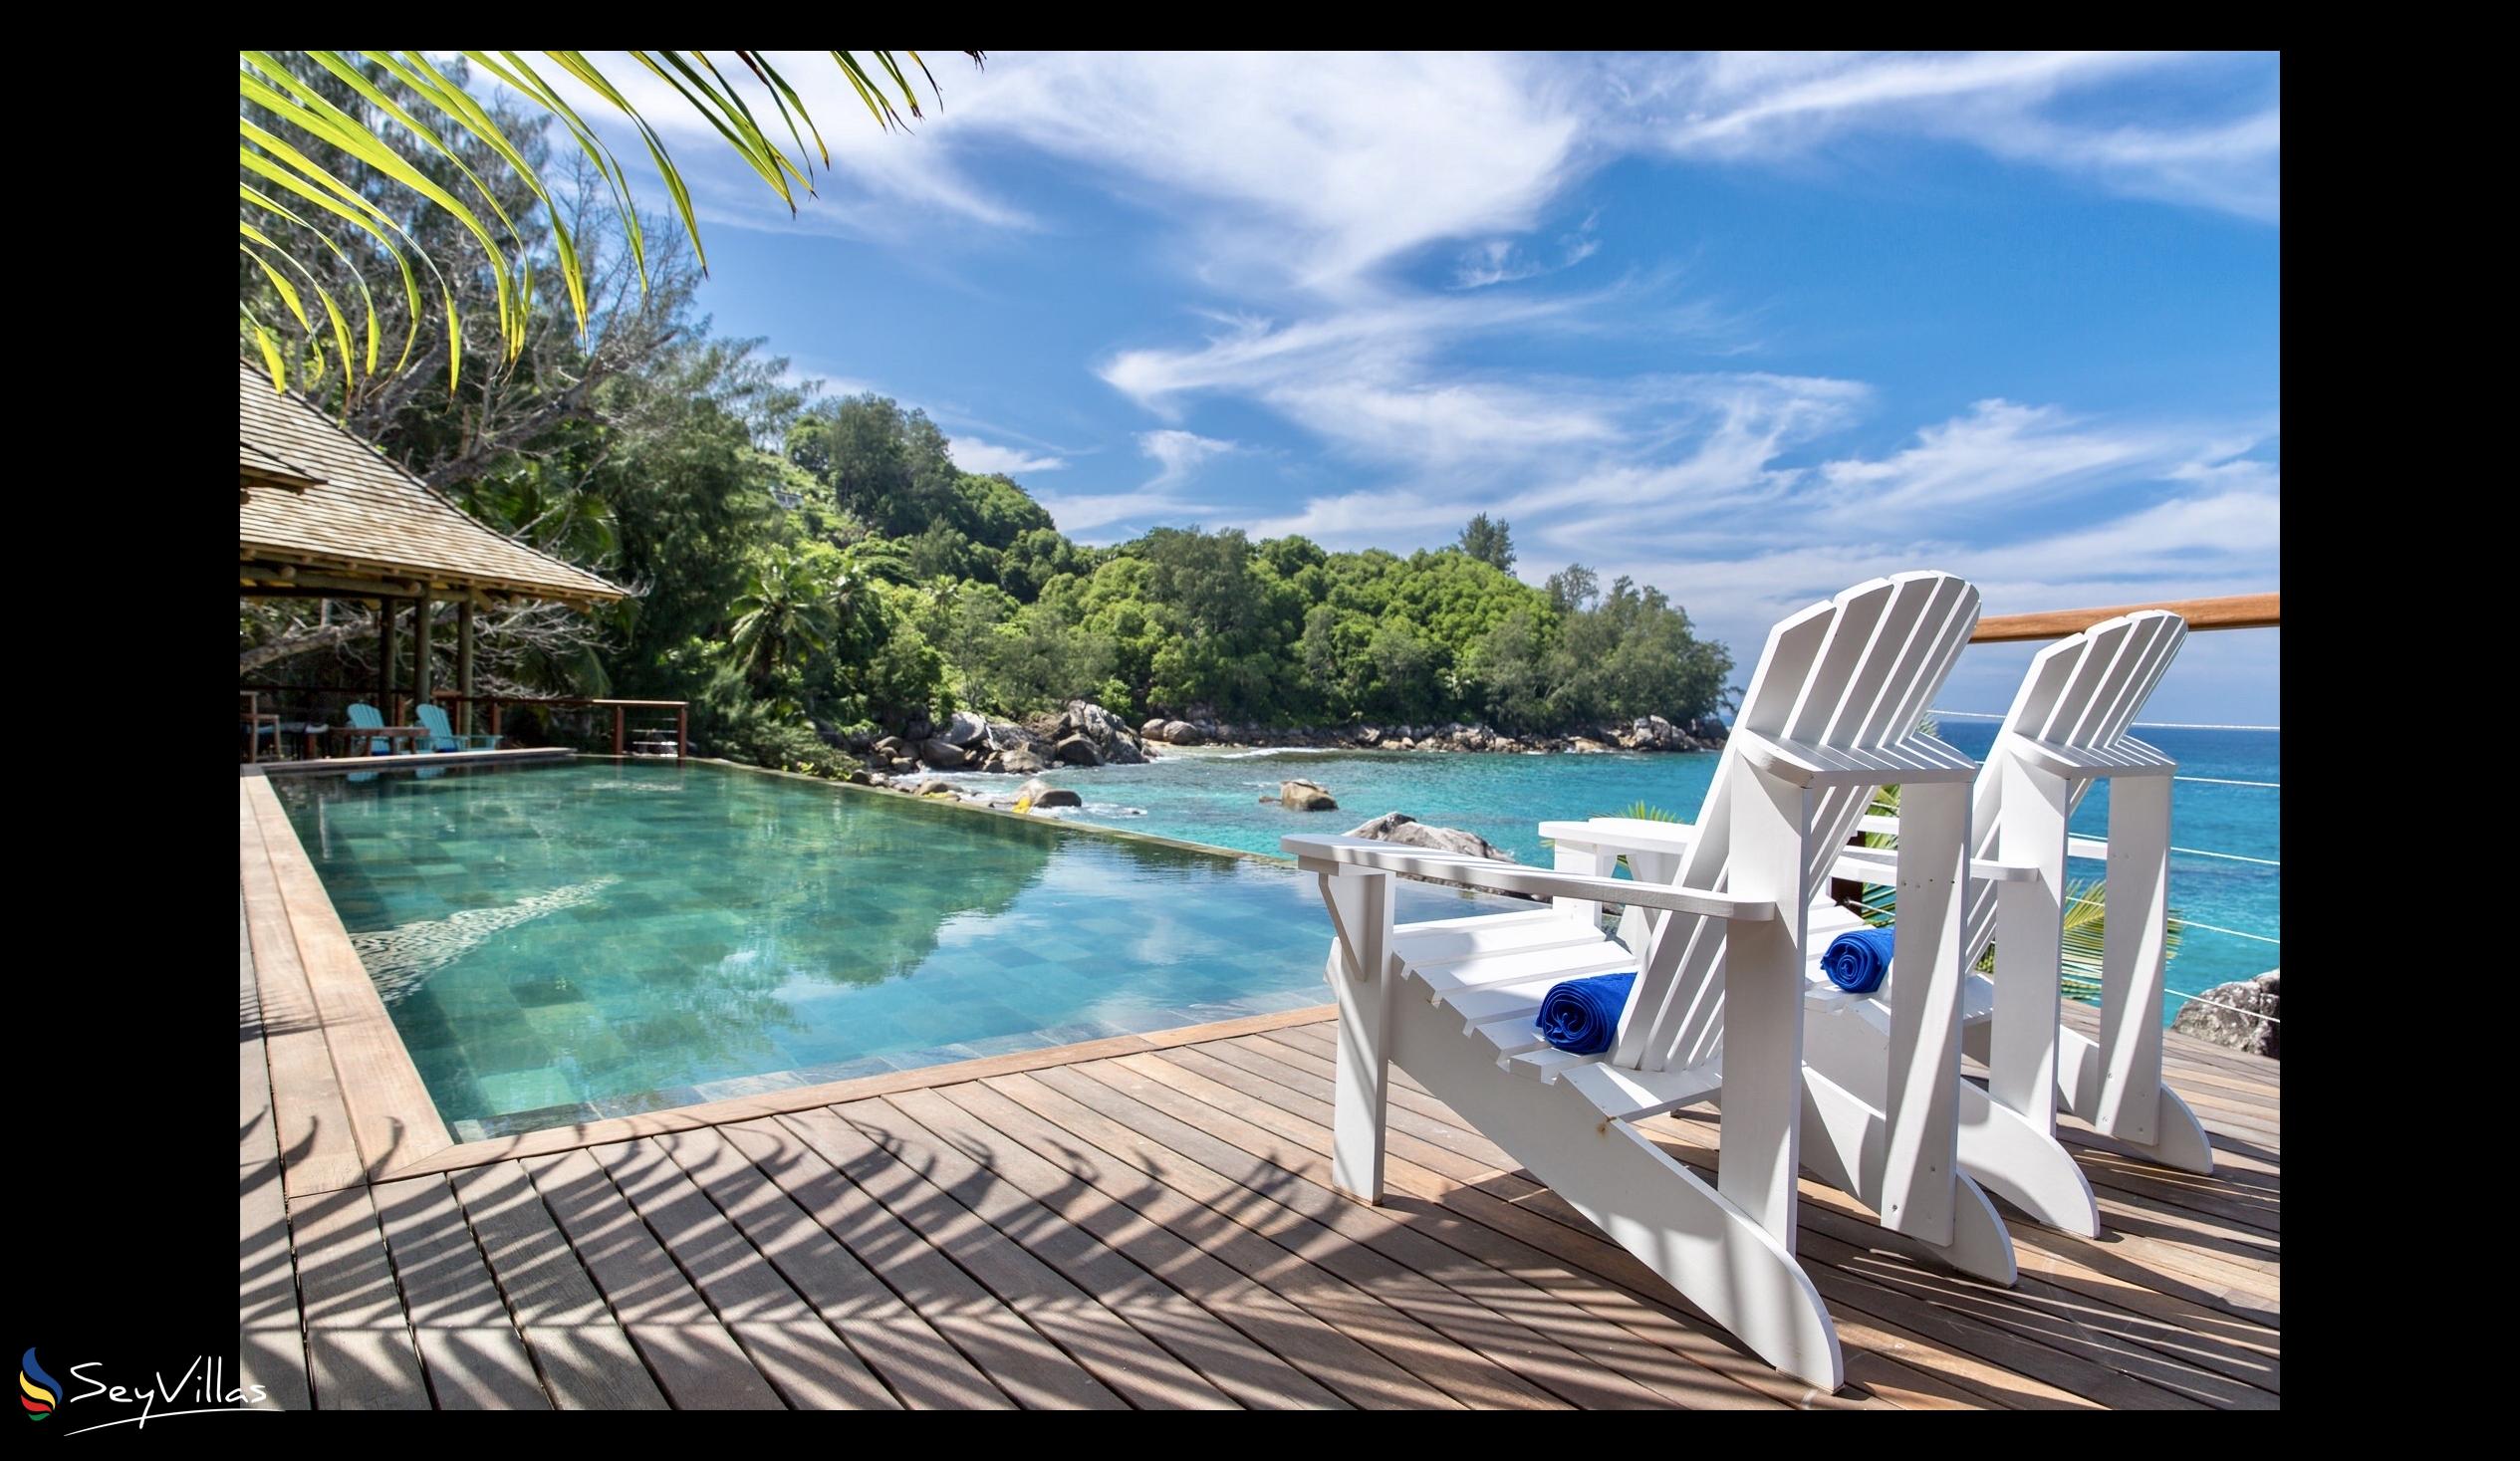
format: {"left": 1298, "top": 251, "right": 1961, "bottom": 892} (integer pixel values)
{"left": 240, "top": 49, "right": 984, "bottom": 391}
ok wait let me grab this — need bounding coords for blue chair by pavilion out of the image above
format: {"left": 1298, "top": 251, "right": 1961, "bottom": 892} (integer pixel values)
{"left": 345, "top": 702, "right": 394, "bottom": 756}
{"left": 415, "top": 703, "right": 503, "bottom": 753}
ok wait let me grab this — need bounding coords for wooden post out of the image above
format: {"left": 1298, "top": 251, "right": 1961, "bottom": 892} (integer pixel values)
{"left": 613, "top": 704, "right": 626, "bottom": 757}
{"left": 456, "top": 601, "right": 476, "bottom": 735}
{"left": 677, "top": 703, "right": 688, "bottom": 762}
{"left": 378, "top": 598, "right": 398, "bottom": 714}
{"left": 412, "top": 597, "right": 434, "bottom": 714}
{"left": 490, "top": 701, "right": 501, "bottom": 740}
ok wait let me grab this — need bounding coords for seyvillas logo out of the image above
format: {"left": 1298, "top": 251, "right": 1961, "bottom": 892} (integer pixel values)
{"left": 20, "top": 1349, "right": 59, "bottom": 1420}
{"left": 14, "top": 1349, "right": 275, "bottom": 1434}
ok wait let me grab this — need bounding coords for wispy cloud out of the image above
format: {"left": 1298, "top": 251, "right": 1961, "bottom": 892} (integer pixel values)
{"left": 1137, "top": 428, "right": 1236, "bottom": 487}
{"left": 1453, "top": 216, "right": 1603, "bottom": 289}
{"left": 1032, "top": 428, "right": 1239, "bottom": 540}
{"left": 947, "top": 437, "right": 1067, "bottom": 475}
{"left": 1618, "top": 51, "right": 2280, "bottom": 220}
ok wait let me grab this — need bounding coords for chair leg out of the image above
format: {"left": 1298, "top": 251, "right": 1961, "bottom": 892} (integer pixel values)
{"left": 2056, "top": 1025, "right": 2216, "bottom": 1175}
{"left": 1392, "top": 988, "right": 1845, "bottom": 1390}
{"left": 2097, "top": 774, "right": 2172, "bottom": 1145}
{"left": 1320, "top": 870, "right": 1394, "bottom": 1204}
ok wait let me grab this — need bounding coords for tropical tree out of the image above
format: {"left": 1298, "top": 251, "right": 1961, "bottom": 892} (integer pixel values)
{"left": 828, "top": 537, "right": 912, "bottom": 655}
{"left": 1457, "top": 513, "right": 1517, "bottom": 573}
{"left": 241, "top": 50, "right": 981, "bottom": 388}
{"left": 726, "top": 546, "right": 840, "bottom": 698}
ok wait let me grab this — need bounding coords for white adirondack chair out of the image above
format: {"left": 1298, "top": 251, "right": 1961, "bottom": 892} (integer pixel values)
{"left": 1284, "top": 572, "right": 2002, "bottom": 1391}
{"left": 1556, "top": 609, "right": 2208, "bottom": 1244}
{"left": 1912, "top": 609, "right": 2212, "bottom": 1183}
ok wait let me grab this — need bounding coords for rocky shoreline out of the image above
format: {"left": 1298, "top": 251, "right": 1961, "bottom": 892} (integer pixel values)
{"left": 831, "top": 698, "right": 1729, "bottom": 784}
{"left": 2170, "top": 970, "right": 2280, "bottom": 1059}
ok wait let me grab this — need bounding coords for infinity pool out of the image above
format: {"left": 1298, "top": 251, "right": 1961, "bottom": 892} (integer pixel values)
{"left": 272, "top": 760, "right": 1482, "bottom": 1139}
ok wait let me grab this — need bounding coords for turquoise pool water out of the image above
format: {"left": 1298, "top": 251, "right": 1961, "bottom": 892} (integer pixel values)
{"left": 273, "top": 761, "right": 1488, "bottom": 1138}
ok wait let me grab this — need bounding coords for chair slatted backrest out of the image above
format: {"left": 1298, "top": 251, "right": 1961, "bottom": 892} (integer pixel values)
{"left": 347, "top": 701, "right": 387, "bottom": 756}
{"left": 1959, "top": 610, "right": 2187, "bottom": 962}
{"left": 1612, "top": 573, "right": 1982, "bottom": 1073}
{"left": 415, "top": 703, "right": 457, "bottom": 750}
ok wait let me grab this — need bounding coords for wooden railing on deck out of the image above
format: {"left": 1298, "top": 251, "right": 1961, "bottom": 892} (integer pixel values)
{"left": 428, "top": 692, "right": 687, "bottom": 761}
{"left": 1969, "top": 592, "right": 2279, "bottom": 643}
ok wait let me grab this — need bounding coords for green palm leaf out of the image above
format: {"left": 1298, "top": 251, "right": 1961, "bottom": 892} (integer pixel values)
{"left": 240, "top": 49, "right": 982, "bottom": 391}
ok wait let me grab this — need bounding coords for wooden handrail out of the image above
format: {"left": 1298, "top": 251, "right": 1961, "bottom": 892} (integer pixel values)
{"left": 1971, "top": 592, "right": 2278, "bottom": 644}
{"left": 423, "top": 691, "right": 687, "bottom": 761}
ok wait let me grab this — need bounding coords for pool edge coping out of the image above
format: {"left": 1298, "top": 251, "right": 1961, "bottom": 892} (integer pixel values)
{"left": 241, "top": 757, "right": 1347, "bottom": 1193}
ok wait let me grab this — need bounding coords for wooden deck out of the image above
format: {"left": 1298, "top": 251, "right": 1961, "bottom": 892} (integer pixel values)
{"left": 242, "top": 906, "right": 2279, "bottom": 1410}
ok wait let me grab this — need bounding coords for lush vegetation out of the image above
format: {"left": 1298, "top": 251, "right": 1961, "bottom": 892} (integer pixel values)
{"left": 240, "top": 55, "right": 1734, "bottom": 771}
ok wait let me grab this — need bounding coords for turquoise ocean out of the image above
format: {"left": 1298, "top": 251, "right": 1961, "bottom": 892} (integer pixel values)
{"left": 945, "top": 723, "right": 2281, "bottom": 1025}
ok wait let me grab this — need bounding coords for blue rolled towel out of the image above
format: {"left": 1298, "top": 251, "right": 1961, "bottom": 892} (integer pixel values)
{"left": 1534, "top": 972, "right": 1636, "bottom": 1055}
{"left": 1822, "top": 926, "right": 1895, "bottom": 994}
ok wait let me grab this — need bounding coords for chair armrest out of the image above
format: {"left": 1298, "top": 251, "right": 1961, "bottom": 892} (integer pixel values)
{"left": 1856, "top": 814, "right": 2101, "bottom": 871}
{"left": 1827, "top": 846, "right": 2040, "bottom": 885}
{"left": 1536, "top": 818, "right": 1702, "bottom": 858}
{"left": 1282, "top": 835, "right": 1775, "bottom": 922}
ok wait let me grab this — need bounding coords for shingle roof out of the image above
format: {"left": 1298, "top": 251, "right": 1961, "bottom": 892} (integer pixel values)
{"left": 238, "top": 361, "right": 627, "bottom": 606}
{"left": 239, "top": 438, "right": 325, "bottom": 499}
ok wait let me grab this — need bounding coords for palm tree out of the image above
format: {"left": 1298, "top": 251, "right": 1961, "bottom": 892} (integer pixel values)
{"left": 726, "top": 548, "right": 840, "bottom": 695}
{"left": 241, "top": 50, "right": 978, "bottom": 388}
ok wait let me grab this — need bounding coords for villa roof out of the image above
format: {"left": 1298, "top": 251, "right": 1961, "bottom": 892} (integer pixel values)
{"left": 237, "top": 361, "right": 627, "bottom": 608}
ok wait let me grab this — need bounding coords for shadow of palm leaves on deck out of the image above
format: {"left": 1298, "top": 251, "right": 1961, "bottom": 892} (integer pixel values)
{"left": 1624, "top": 1113, "right": 2278, "bottom": 1409}
{"left": 245, "top": 1025, "right": 2276, "bottom": 1410}
{"left": 241, "top": 982, "right": 323, "bottom": 1043}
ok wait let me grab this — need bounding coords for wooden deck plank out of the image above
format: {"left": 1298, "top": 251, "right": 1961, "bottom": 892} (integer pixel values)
{"left": 653, "top": 1125, "right": 1011, "bottom": 1409}
{"left": 239, "top": 895, "right": 314, "bottom": 1414}
{"left": 949, "top": 1074, "right": 1561, "bottom": 1410}
{"left": 240, "top": 791, "right": 367, "bottom": 1199}
{"left": 897, "top": 1083, "right": 1461, "bottom": 1410}
{"left": 520, "top": 1146, "right": 788, "bottom": 1410}
{"left": 1254, "top": 1022, "right": 2278, "bottom": 1391}
{"left": 858, "top": 1093, "right": 1349, "bottom": 1409}
{"left": 1021, "top": 1064, "right": 1692, "bottom": 1411}
{"left": 248, "top": 1007, "right": 2278, "bottom": 1411}
{"left": 245, "top": 777, "right": 451, "bottom": 1180}
{"left": 780, "top": 1102, "right": 1240, "bottom": 1409}
{"left": 287, "top": 1183, "right": 432, "bottom": 1409}
{"left": 1109, "top": 1046, "right": 1897, "bottom": 1411}
{"left": 980, "top": 1069, "right": 1574, "bottom": 1409}
{"left": 720, "top": 1115, "right": 1128, "bottom": 1410}
{"left": 445, "top": 1161, "right": 669, "bottom": 1410}
{"left": 590, "top": 1138, "right": 900, "bottom": 1410}
{"left": 1245, "top": 1038, "right": 2249, "bottom": 1413}
{"left": 370, "top": 1176, "right": 551, "bottom": 1409}
{"left": 1141, "top": 1040, "right": 2132, "bottom": 1411}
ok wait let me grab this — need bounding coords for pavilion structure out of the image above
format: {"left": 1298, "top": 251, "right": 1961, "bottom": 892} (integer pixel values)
{"left": 238, "top": 361, "right": 626, "bottom": 739}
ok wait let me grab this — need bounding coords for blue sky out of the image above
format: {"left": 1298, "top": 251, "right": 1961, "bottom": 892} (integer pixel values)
{"left": 590, "top": 51, "right": 2280, "bottom": 723}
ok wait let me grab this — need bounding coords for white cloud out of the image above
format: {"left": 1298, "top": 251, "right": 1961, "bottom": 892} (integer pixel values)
{"left": 1814, "top": 399, "right": 2196, "bottom": 520}
{"left": 1032, "top": 488, "right": 1211, "bottom": 540}
{"left": 1137, "top": 428, "right": 1235, "bottom": 487}
{"left": 1618, "top": 51, "right": 2279, "bottom": 220}
{"left": 550, "top": 51, "right": 2274, "bottom": 271}
{"left": 960, "top": 52, "right": 1587, "bottom": 291}
{"left": 947, "top": 436, "right": 1066, "bottom": 475}
{"left": 1030, "top": 429, "right": 1239, "bottom": 541}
